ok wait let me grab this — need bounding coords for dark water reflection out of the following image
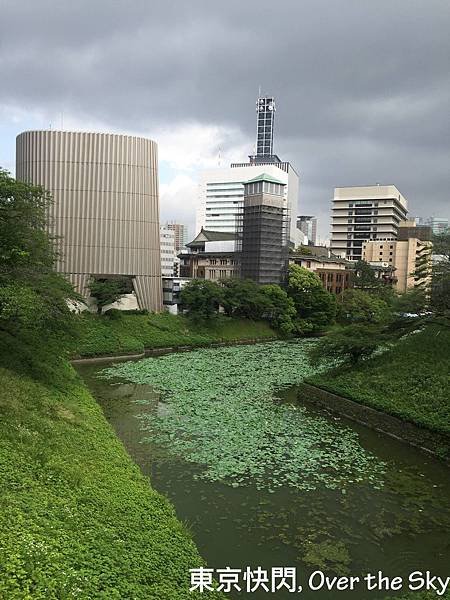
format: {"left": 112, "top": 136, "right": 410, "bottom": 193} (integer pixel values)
{"left": 76, "top": 361, "right": 450, "bottom": 600}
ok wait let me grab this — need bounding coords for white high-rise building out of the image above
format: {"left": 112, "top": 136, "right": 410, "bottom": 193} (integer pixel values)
{"left": 331, "top": 185, "right": 408, "bottom": 261}
{"left": 196, "top": 162, "right": 299, "bottom": 245}
{"left": 160, "top": 226, "right": 176, "bottom": 277}
{"left": 165, "top": 222, "right": 189, "bottom": 252}
{"left": 196, "top": 95, "right": 300, "bottom": 245}
{"left": 297, "top": 215, "right": 318, "bottom": 246}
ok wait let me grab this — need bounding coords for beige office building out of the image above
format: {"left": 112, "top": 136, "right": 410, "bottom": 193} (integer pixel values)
{"left": 362, "top": 221, "right": 433, "bottom": 293}
{"left": 16, "top": 130, "right": 162, "bottom": 311}
{"left": 331, "top": 185, "right": 408, "bottom": 261}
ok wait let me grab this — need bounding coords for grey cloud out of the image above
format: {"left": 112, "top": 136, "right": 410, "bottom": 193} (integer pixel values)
{"left": 1, "top": 0, "right": 449, "bottom": 236}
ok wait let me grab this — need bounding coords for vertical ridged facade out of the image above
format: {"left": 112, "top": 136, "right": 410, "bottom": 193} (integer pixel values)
{"left": 16, "top": 130, "right": 162, "bottom": 311}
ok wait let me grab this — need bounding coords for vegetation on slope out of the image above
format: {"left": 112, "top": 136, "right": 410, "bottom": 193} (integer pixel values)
{"left": 308, "top": 324, "right": 450, "bottom": 436}
{"left": 383, "top": 592, "right": 450, "bottom": 600}
{"left": 0, "top": 334, "right": 217, "bottom": 599}
{"left": 0, "top": 168, "right": 225, "bottom": 598}
{"left": 74, "top": 311, "right": 277, "bottom": 357}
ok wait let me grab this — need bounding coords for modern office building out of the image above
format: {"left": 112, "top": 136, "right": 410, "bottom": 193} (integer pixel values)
{"left": 331, "top": 185, "right": 408, "bottom": 261}
{"left": 162, "top": 277, "right": 191, "bottom": 314}
{"left": 196, "top": 96, "right": 300, "bottom": 245}
{"left": 196, "top": 163, "right": 299, "bottom": 242}
{"left": 297, "top": 215, "right": 317, "bottom": 245}
{"left": 362, "top": 221, "right": 433, "bottom": 293}
{"left": 165, "top": 221, "right": 189, "bottom": 252}
{"left": 160, "top": 225, "right": 177, "bottom": 277}
{"left": 16, "top": 130, "right": 162, "bottom": 311}
{"left": 239, "top": 173, "right": 288, "bottom": 284}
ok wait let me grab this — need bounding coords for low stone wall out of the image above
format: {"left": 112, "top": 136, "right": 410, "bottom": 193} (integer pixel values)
{"left": 72, "top": 337, "right": 278, "bottom": 364}
{"left": 71, "top": 351, "right": 146, "bottom": 365}
{"left": 297, "top": 382, "right": 450, "bottom": 462}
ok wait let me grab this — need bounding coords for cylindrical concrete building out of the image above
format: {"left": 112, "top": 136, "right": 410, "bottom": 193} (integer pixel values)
{"left": 16, "top": 130, "right": 162, "bottom": 311}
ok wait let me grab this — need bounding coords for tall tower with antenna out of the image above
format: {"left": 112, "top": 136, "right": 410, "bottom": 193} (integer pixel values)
{"left": 256, "top": 95, "right": 276, "bottom": 157}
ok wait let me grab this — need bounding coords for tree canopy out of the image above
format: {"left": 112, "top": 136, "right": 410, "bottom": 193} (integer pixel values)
{"left": 287, "top": 264, "right": 336, "bottom": 333}
{"left": 89, "top": 277, "right": 131, "bottom": 314}
{"left": 0, "top": 168, "right": 76, "bottom": 340}
{"left": 309, "top": 323, "right": 388, "bottom": 366}
{"left": 431, "top": 232, "right": 450, "bottom": 315}
{"left": 337, "top": 289, "right": 391, "bottom": 325}
{"left": 179, "top": 279, "right": 224, "bottom": 321}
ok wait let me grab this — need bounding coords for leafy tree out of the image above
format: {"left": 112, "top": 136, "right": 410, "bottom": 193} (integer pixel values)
{"left": 337, "top": 289, "right": 391, "bottom": 325}
{"left": 219, "top": 278, "right": 296, "bottom": 333}
{"left": 179, "top": 279, "right": 224, "bottom": 321}
{"left": 259, "top": 284, "right": 296, "bottom": 334}
{"left": 0, "top": 168, "right": 76, "bottom": 340}
{"left": 295, "top": 245, "right": 313, "bottom": 255}
{"left": 287, "top": 264, "right": 336, "bottom": 333}
{"left": 220, "top": 278, "right": 268, "bottom": 319}
{"left": 431, "top": 232, "right": 450, "bottom": 315}
{"left": 352, "top": 260, "right": 386, "bottom": 291}
{"left": 392, "top": 288, "right": 427, "bottom": 315}
{"left": 309, "top": 323, "right": 387, "bottom": 366}
{"left": 0, "top": 168, "right": 54, "bottom": 279}
{"left": 89, "top": 277, "right": 130, "bottom": 314}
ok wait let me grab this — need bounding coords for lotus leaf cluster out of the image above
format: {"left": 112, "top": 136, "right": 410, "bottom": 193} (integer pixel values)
{"left": 101, "top": 341, "right": 385, "bottom": 492}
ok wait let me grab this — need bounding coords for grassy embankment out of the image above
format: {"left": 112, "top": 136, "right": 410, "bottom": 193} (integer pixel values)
{"left": 75, "top": 311, "right": 277, "bottom": 357}
{"left": 1, "top": 314, "right": 261, "bottom": 598}
{"left": 384, "top": 593, "right": 450, "bottom": 600}
{"left": 308, "top": 324, "right": 450, "bottom": 436}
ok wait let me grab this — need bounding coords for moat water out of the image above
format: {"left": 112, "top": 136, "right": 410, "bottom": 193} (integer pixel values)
{"left": 77, "top": 344, "right": 450, "bottom": 600}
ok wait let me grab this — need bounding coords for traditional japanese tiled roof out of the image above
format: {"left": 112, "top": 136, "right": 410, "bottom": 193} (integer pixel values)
{"left": 186, "top": 228, "right": 236, "bottom": 247}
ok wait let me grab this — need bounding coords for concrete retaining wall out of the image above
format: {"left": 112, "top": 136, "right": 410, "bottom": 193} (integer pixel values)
{"left": 297, "top": 382, "right": 450, "bottom": 462}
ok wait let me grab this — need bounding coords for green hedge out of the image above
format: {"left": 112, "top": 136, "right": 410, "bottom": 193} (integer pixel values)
{"left": 0, "top": 346, "right": 219, "bottom": 598}
{"left": 308, "top": 325, "right": 450, "bottom": 435}
{"left": 74, "top": 312, "right": 277, "bottom": 357}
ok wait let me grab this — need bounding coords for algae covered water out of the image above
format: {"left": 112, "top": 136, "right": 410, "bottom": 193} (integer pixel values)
{"left": 77, "top": 341, "right": 450, "bottom": 599}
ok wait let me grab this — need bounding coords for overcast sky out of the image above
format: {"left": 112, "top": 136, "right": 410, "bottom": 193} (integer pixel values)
{"left": 1, "top": 0, "right": 449, "bottom": 240}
